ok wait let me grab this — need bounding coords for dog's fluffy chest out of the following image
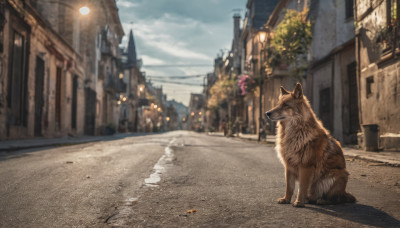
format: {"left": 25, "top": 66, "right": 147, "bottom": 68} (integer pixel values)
{"left": 275, "top": 124, "right": 317, "bottom": 167}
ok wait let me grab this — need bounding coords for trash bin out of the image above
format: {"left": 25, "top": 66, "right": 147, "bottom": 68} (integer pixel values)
{"left": 363, "top": 124, "right": 379, "bottom": 151}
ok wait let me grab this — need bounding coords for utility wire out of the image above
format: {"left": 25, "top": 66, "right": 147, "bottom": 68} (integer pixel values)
{"left": 148, "top": 74, "right": 205, "bottom": 79}
{"left": 150, "top": 79, "right": 204, "bottom": 86}
{"left": 143, "top": 64, "right": 211, "bottom": 68}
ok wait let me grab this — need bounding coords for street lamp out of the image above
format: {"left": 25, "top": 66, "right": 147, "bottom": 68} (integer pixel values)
{"left": 37, "top": 1, "right": 91, "bottom": 16}
{"left": 257, "top": 29, "right": 267, "bottom": 142}
{"left": 79, "top": 6, "right": 91, "bottom": 16}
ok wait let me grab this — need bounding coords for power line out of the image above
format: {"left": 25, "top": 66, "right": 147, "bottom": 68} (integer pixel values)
{"left": 148, "top": 74, "right": 205, "bottom": 79}
{"left": 143, "top": 64, "right": 212, "bottom": 68}
{"left": 150, "top": 79, "right": 204, "bottom": 86}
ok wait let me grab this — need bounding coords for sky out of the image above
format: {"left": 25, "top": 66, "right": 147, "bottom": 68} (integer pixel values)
{"left": 116, "top": 0, "right": 246, "bottom": 106}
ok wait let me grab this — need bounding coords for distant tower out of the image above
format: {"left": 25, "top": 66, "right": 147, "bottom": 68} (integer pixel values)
{"left": 233, "top": 13, "right": 241, "bottom": 44}
{"left": 127, "top": 29, "right": 137, "bottom": 68}
{"left": 233, "top": 13, "right": 241, "bottom": 71}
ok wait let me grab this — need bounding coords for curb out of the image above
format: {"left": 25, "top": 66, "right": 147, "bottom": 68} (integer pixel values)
{"left": 0, "top": 139, "right": 103, "bottom": 153}
{"left": 232, "top": 134, "right": 400, "bottom": 167}
{"left": 343, "top": 149, "right": 400, "bottom": 167}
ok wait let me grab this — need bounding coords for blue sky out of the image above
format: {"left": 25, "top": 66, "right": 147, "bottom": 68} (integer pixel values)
{"left": 116, "top": 0, "right": 246, "bottom": 106}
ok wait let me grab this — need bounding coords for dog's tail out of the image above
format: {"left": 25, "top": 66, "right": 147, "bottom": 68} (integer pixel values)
{"left": 328, "top": 192, "right": 356, "bottom": 204}
{"left": 334, "top": 192, "right": 356, "bottom": 204}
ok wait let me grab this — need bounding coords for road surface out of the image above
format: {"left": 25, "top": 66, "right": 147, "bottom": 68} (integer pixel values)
{"left": 0, "top": 131, "right": 399, "bottom": 227}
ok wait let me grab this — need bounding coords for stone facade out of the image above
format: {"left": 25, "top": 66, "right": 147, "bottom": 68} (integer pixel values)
{"left": 305, "top": 0, "right": 358, "bottom": 144}
{"left": 354, "top": 0, "right": 400, "bottom": 150}
{"left": 0, "top": 0, "right": 85, "bottom": 140}
{"left": 188, "top": 93, "right": 204, "bottom": 132}
{"left": 240, "top": 0, "right": 279, "bottom": 134}
{"left": 0, "top": 0, "right": 136, "bottom": 140}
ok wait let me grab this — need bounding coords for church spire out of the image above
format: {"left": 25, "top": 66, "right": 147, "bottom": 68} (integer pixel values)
{"left": 127, "top": 29, "right": 137, "bottom": 68}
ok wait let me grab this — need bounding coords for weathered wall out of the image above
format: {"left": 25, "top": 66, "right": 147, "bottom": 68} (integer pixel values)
{"left": 307, "top": 0, "right": 357, "bottom": 143}
{"left": 356, "top": 0, "right": 400, "bottom": 134}
{"left": 0, "top": 1, "right": 85, "bottom": 140}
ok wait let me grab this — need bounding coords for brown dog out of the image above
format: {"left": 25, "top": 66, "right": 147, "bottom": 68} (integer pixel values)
{"left": 266, "top": 82, "right": 355, "bottom": 207}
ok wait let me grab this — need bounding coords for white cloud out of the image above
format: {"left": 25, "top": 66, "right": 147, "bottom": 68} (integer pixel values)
{"left": 130, "top": 16, "right": 213, "bottom": 61}
{"left": 116, "top": 0, "right": 246, "bottom": 105}
{"left": 141, "top": 55, "right": 165, "bottom": 65}
{"left": 117, "top": 0, "right": 138, "bottom": 8}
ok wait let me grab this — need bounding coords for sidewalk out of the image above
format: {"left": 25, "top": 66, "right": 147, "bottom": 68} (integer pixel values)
{"left": 208, "top": 132, "right": 400, "bottom": 167}
{"left": 0, "top": 133, "right": 140, "bottom": 152}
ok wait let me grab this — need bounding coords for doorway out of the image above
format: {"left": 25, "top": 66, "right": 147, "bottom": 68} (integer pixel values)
{"left": 34, "top": 57, "right": 45, "bottom": 136}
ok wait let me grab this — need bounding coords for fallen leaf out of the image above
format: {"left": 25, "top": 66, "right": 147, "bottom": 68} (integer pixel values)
{"left": 186, "top": 209, "right": 197, "bottom": 214}
{"left": 368, "top": 163, "right": 385, "bottom": 166}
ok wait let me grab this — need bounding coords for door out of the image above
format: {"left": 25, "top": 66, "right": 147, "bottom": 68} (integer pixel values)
{"left": 34, "top": 56, "right": 45, "bottom": 136}
{"left": 7, "top": 31, "right": 28, "bottom": 127}
{"left": 55, "top": 67, "right": 62, "bottom": 130}
{"left": 347, "top": 61, "right": 360, "bottom": 143}
{"left": 71, "top": 75, "right": 78, "bottom": 130}
{"left": 84, "top": 88, "right": 96, "bottom": 135}
{"left": 319, "top": 87, "right": 333, "bottom": 132}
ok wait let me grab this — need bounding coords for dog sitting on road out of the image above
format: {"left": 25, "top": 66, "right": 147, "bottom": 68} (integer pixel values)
{"left": 266, "top": 82, "right": 356, "bottom": 207}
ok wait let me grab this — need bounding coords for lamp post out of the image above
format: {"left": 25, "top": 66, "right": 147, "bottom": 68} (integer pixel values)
{"left": 79, "top": 6, "right": 91, "bottom": 15}
{"left": 257, "top": 29, "right": 267, "bottom": 142}
{"left": 37, "top": 1, "right": 91, "bottom": 16}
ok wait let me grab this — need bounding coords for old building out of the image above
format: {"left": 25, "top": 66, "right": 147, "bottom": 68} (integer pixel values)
{"left": 0, "top": 0, "right": 86, "bottom": 140}
{"left": 303, "top": 0, "right": 359, "bottom": 144}
{"left": 241, "top": 0, "right": 279, "bottom": 134}
{"left": 33, "top": 0, "right": 124, "bottom": 136}
{"left": 96, "top": 1, "right": 125, "bottom": 135}
{"left": 354, "top": 0, "right": 400, "bottom": 150}
{"left": 204, "top": 71, "right": 219, "bottom": 132}
{"left": 119, "top": 29, "right": 141, "bottom": 132}
{"left": 188, "top": 93, "right": 204, "bottom": 132}
{"left": 136, "top": 80, "right": 167, "bottom": 133}
{"left": 167, "top": 99, "right": 189, "bottom": 130}
{"left": 165, "top": 103, "right": 179, "bottom": 131}
{"left": 261, "top": 0, "right": 301, "bottom": 135}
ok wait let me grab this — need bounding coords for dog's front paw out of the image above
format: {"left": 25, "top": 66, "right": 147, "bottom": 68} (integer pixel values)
{"left": 292, "top": 201, "right": 305, "bottom": 207}
{"left": 277, "top": 198, "right": 291, "bottom": 204}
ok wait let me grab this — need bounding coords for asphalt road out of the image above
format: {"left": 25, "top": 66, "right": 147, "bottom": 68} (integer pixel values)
{"left": 0, "top": 131, "right": 399, "bottom": 227}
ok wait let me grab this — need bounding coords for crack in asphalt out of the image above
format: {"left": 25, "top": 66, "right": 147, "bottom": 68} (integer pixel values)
{"left": 104, "top": 137, "right": 178, "bottom": 226}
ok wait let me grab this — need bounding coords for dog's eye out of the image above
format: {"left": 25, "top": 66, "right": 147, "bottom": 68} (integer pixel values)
{"left": 282, "top": 103, "right": 288, "bottom": 107}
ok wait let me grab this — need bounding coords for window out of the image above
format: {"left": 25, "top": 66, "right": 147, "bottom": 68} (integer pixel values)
{"left": 55, "top": 67, "right": 62, "bottom": 129}
{"left": 387, "top": 0, "right": 398, "bottom": 25}
{"left": 7, "top": 30, "right": 28, "bottom": 126}
{"left": 366, "top": 76, "right": 374, "bottom": 98}
{"left": 345, "top": 0, "right": 354, "bottom": 19}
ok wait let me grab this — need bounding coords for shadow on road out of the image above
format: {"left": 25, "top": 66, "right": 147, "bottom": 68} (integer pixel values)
{"left": 306, "top": 203, "right": 400, "bottom": 227}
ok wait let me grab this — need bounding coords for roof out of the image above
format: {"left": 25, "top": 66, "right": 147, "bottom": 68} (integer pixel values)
{"left": 127, "top": 29, "right": 138, "bottom": 68}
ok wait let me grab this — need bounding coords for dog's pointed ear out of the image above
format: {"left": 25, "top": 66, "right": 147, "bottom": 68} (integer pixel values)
{"left": 293, "top": 82, "right": 303, "bottom": 99}
{"left": 280, "top": 86, "right": 290, "bottom": 96}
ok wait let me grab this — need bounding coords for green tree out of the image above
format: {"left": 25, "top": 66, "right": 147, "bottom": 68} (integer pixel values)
{"left": 265, "top": 9, "right": 312, "bottom": 79}
{"left": 207, "top": 76, "right": 237, "bottom": 110}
